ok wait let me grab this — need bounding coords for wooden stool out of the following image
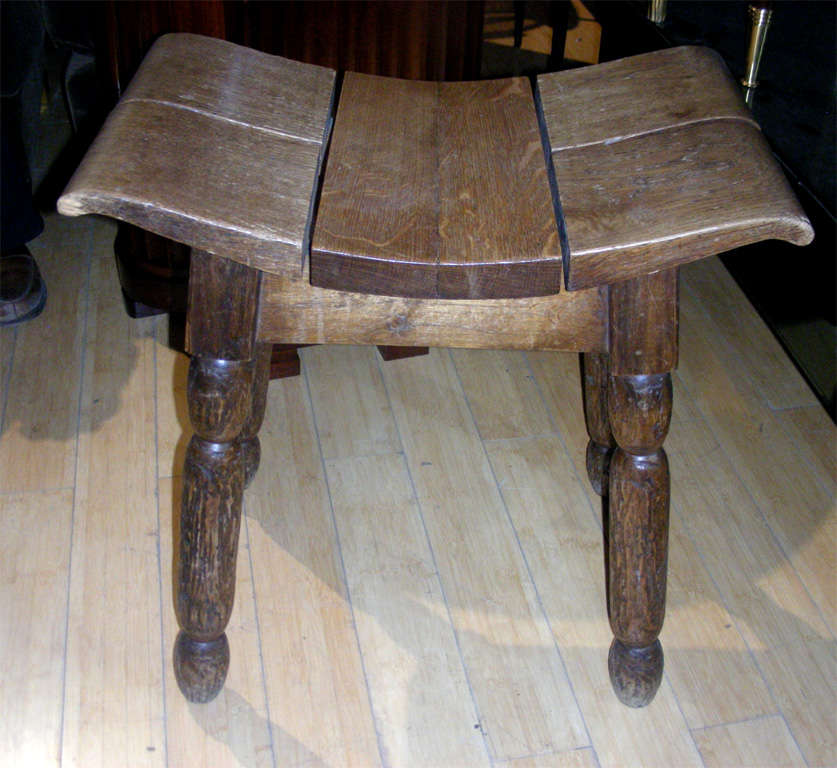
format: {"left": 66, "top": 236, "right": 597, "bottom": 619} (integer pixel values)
{"left": 58, "top": 34, "right": 812, "bottom": 707}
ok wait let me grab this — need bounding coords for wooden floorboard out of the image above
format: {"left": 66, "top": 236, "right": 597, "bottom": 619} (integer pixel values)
{"left": 666, "top": 416, "right": 835, "bottom": 766}
{"left": 678, "top": 266, "right": 836, "bottom": 632}
{"left": 0, "top": 489, "right": 73, "bottom": 767}
{"left": 692, "top": 715, "right": 808, "bottom": 768}
{"left": 246, "top": 372, "right": 383, "bottom": 767}
{"left": 0, "top": 215, "right": 92, "bottom": 492}
{"left": 381, "top": 349, "right": 589, "bottom": 761}
{"left": 60, "top": 233, "right": 166, "bottom": 767}
{"left": 1, "top": 213, "right": 834, "bottom": 767}
{"left": 325, "top": 452, "right": 490, "bottom": 767}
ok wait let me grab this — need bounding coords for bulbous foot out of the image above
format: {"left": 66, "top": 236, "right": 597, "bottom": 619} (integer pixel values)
{"left": 174, "top": 631, "right": 230, "bottom": 703}
{"left": 608, "top": 638, "right": 664, "bottom": 707}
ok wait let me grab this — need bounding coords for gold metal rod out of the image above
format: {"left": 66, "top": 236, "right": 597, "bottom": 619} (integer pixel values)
{"left": 648, "top": 0, "right": 667, "bottom": 25}
{"left": 742, "top": 4, "right": 773, "bottom": 88}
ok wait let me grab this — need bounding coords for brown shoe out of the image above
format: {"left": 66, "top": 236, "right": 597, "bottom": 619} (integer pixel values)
{"left": 0, "top": 246, "right": 47, "bottom": 326}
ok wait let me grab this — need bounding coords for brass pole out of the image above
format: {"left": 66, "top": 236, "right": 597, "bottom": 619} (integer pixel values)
{"left": 648, "top": 0, "right": 667, "bottom": 25}
{"left": 742, "top": 3, "right": 774, "bottom": 88}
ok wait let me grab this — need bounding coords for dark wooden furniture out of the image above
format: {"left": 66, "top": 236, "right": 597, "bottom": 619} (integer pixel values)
{"left": 58, "top": 35, "right": 812, "bottom": 708}
{"left": 102, "top": 1, "right": 483, "bottom": 376}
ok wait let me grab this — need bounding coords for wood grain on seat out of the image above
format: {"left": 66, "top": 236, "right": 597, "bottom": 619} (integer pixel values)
{"left": 554, "top": 120, "right": 814, "bottom": 289}
{"left": 538, "top": 46, "right": 814, "bottom": 290}
{"left": 538, "top": 46, "right": 757, "bottom": 151}
{"left": 120, "top": 34, "right": 337, "bottom": 142}
{"left": 58, "top": 36, "right": 814, "bottom": 299}
{"left": 311, "top": 73, "right": 562, "bottom": 300}
{"left": 58, "top": 34, "right": 336, "bottom": 276}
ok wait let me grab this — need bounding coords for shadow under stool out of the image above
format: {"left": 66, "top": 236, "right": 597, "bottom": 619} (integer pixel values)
{"left": 57, "top": 34, "right": 813, "bottom": 708}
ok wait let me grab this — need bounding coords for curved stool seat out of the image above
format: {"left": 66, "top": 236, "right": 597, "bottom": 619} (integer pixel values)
{"left": 57, "top": 33, "right": 813, "bottom": 709}
{"left": 539, "top": 46, "right": 812, "bottom": 288}
{"left": 311, "top": 74, "right": 562, "bottom": 299}
{"left": 313, "top": 45, "right": 811, "bottom": 298}
{"left": 58, "top": 33, "right": 337, "bottom": 274}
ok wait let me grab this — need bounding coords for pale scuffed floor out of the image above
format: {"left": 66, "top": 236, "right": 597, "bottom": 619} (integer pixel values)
{"left": 0, "top": 210, "right": 833, "bottom": 768}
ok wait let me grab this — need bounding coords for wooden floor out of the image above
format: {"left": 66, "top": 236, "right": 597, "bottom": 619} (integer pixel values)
{"left": 1, "top": 212, "right": 834, "bottom": 767}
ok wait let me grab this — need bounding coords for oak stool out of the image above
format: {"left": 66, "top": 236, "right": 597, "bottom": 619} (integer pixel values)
{"left": 58, "top": 34, "right": 813, "bottom": 707}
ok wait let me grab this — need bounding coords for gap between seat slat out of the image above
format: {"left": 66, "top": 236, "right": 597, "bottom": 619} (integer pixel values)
{"left": 532, "top": 78, "right": 572, "bottom": 293}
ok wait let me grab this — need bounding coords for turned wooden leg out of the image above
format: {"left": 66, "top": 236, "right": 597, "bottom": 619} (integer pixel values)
{"left": 604, "top": 269, "right": 678, "bottom": 707}
{"left": 242, "top": 342, "right": 272, "bottom": 488}
{"left": 607, "top": 372, "right": 672, "bottom": 706}
{"left": 377, "top": 345, "right": 429, "bottom": 362}
{"left": 176, "top": 391, "right": 246, "bottom": 703}
{"left": 581, "top": 352, "right": 615, "bottom": 496}
{"left": 174, "top": 249, "right": 261, "bottom": 702}
{"left": 269, "top": 344, "right": 304, "bottom": 379}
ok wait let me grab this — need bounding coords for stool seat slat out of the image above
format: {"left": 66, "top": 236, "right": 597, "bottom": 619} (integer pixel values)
{"left": 553, "top": 120, "right": 813, "bottom": 289}
{"left": 58, "top": 34, "right": 337, "bottom": 276}
{"left": 121, "top": 33, "right": 336, "bottom": 143}
{"left": 59, "top": 101, "right": 327, "bottom": 273}
{"left": 537, "top": 46, "right": 756, "bottom": 151}
{"left": 311, "top": 74, "right": 562, "bottom": 300}
{"left": 537, "top": 45, "right": 813, "bottom": 289}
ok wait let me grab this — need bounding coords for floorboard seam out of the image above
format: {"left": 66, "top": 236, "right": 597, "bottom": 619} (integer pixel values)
{"left": 242, "top": 506, "right": 279, "bottom": 768}
{"left": 58, "top": 219, "right": 94, "bottom": 765}
{"left": 151, "top": 318, "right": 170, "bottom": 767}
{"left": 0, "top": 326, "right": 17, "bottom": 436}
{"left": 301, "top": 352, "right": 389, "bottom": 767}
{"left": 689, "top": 711, "right": 785, "bottom": 734}
{"left": 374, "top": 349, "right": 495, "bottom": 766}
{"left": 450, "top": 348, "right": 596, "bottom": 760}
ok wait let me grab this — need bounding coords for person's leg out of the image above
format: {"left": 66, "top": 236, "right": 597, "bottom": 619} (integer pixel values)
{"left": 0, "top": 0, "right": 46, "bottom": 327}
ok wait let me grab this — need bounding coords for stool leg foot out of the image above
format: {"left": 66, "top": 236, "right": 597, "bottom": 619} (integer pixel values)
{"left": 174, "top": 630, "right": 230, "bottom": 703}
{"left": 606, "top": 372, "right": 672, "bottom": 707}
{"left": 608, "top": 638, "right": 664, "bottom": 707}
{"left": 581, "top": 352, "right": 615, "bottom": 496}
